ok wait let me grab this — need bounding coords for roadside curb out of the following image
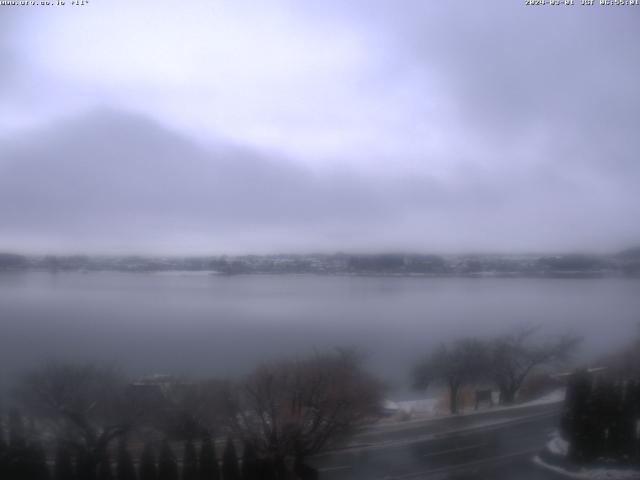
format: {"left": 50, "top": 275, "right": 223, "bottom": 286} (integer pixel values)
{"left": 369, "top": 397, "right": 564, "bottom": 433}
{"left": 532, "top": 441, "right": 640, "bottom": 480}
{"left": 315, "top": 408, "right": 560, "bottom": 458}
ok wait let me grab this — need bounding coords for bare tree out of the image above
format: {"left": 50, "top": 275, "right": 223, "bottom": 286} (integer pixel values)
{"left": 226, "top": 350, "right": 384, "bottom": 468}
{"left": 18, "top": 362, "right": 134, "bottom": 475}
{"left": 172, "top": 379, "right": 229, "bottom": 438}
{"left": 413, "top": 338, "right": 488, "bottom": 414}
{"left": 490, "top": 326, "right": 580, "bottom": 404}
{"left": 139, "top": 377, "right": 228, "bottom": 440}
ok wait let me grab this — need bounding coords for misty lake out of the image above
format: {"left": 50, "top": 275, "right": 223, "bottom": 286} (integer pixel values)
{"left": 1, "top": 272, "right": 639, "bottom": 398}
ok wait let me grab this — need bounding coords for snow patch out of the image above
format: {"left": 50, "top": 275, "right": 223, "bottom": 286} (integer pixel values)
{"left": 526, "top": 389, "right": 565, "bottom": 405}
{"left": 395, "top": 398, "right": 439, "bottom": 414}
{"left": 382, "top": 388, "right": 565, "bottom": 422}
{"left": 547, "top": 431, "right": 569, "bottom": 456}
{"left": 534, "top": 456, "right": 640, "bottom": 480}
{"left": 536, "top": 431, "right": 640, "bottom": 480}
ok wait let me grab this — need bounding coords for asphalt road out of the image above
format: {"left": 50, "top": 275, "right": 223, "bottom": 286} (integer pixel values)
{"left": 309, "top": 403, "right": 564, "bottom": 480}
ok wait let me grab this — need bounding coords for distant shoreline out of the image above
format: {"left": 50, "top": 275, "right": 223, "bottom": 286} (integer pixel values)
{"left": 0, "top": 259, "right": 640, "bottom": 279}
{"left": 1, "top": 249, "right": 639, "bottom": 278}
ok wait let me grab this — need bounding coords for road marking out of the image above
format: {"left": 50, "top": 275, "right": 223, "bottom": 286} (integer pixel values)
{"left": 355, "top": 407, "right": 560, "bottom": 441}
{"left": 421, "top": 443, "right": 485, "bottom": 458}
{"left": 382, "top": 447, "right": 540, "bottom": 479}
{"left": 433, "top": 411, "right": 558, "bottom": 439}
{"left": 315, "top": 410, "right": 558, "bottom": 457}
{"left": 318, "top": 465, "right": 352, "bottom": 472}
{"left": 364, "top": 402, "right": 562, "bottom": 433}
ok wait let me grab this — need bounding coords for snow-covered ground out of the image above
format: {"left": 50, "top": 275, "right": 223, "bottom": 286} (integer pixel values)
{"left": 152, "top": 270, "right": 219, "bottom": 276}
{"left": 382, "top": 388, "right": 565, "bottom": 422}
{"left": 546, "top": 432, "right": 569, "bottom": 457}
{"left": 534, "top": 431, "right": 640, "bottom": 480}
{"left": 534, "top": 455, "right": 640, "bottom": 480}
{"left": 523, "top": 388, "right": 565, "bottom": 405}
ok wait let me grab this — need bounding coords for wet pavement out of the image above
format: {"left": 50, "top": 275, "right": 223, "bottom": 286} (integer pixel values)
{"left": 310, "top": 403, "right": 564, "bottom": 479}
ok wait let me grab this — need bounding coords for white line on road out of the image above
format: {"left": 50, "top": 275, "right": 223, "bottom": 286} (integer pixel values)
{"left": 318, "top": 465, "right": 352, "bottom": 472}
{"left": 381, "top": 447, "right": 540, "bottom": 479}
{"left": 355, "top": 406, "right": 560, "bottom": 443}
{"left": 421, "top": 443, "right": 485, "bottom": 458}
{"left": 315, "top": 410, "right": 557, "bottom": 458}
{"left": 365, "top": 401, "right": 562, "bottom": 433}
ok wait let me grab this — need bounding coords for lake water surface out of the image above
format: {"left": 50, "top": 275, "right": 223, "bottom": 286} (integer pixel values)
{"left": 1, "top": 272, "right": 639, "bottom": 397}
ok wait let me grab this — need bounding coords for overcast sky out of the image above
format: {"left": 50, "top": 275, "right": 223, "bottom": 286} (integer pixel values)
{"left": 0, "top": 0, "right": 639, "bottom": 254}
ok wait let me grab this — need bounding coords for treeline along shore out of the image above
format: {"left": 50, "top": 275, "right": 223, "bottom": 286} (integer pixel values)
{"left": 1, "top": 247, "right": 640, "bottom": 277}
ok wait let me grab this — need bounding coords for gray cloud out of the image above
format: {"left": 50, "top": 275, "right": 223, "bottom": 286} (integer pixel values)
{"left": 0, "top": 2, "right": 639, "bottom": 253}
{"left": 0, "top": 109, "right": 638, "bottom": 254}
{"left": 0, "top": 110, "right": 394, "bottom": 252}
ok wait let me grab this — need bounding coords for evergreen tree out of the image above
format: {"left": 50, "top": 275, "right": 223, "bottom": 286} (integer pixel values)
{"left": 28, "top": 441, "right": 51, "bottom": 480}
{"left": 635, "top": 380, "right": 640, "bottom": 465}
{"left": 182, "top": 439, "right": 198, "bottom": 480}
{"left": 606, "top": 382, "right": 624, "bottom": 458}
{"left": 9, "top": 409, "right": 26, "bottom": 449}
{"left": 0, "top": 415, "right": 6, "bottom": 452}
{"left": 588, "top": 379, "right": 611, "bottom": 457}
{"left": 116, "top": 439, "right": 136, "bottom": 480}
{"left": 139, "top": 442, "right": 157, "bottom": 480}
{"left": 27, "top": 417, "right": 38, "bottom": 443}
{"left": 632, "top": 380, "right": 640, "bottom": 465}
{"left": 54, "top": 443, "right": 75, "bottom": 480}
{"left": 76, "top": 449, "right": 97, "bottom": 480}
{"left": 97, "top": 451, "right": 113, "bottom": 480}
{"left": 561, "top": 372, "right": 640, "bottom": 463}
{"left": 198, "top": 435, "right": 219, "bottom": 480}
{"left": 6, "top": 409, "right": 31, "bottom": 480}
{"left": 221, "top": 439, "right": 240, "bottom": 480}
{"left": 157, "top": 440, "right": 178, "bottom": 480}
{"left": 294, "top": 457, "right": 318, "bottom": 480}
{"left": 255, "top": 459, "right": 276, "bottom": 480}
{"left": 562, "top": 370, "right": 593, "bottom": 462}
{"left": 0, "top": 417, "right": 7, "bottom": 480}
{"left": 616, "top": 380, "right": 636, "bottom": 459}
{"left": 240, "top": 442, "right": 259, "bottom": 480}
